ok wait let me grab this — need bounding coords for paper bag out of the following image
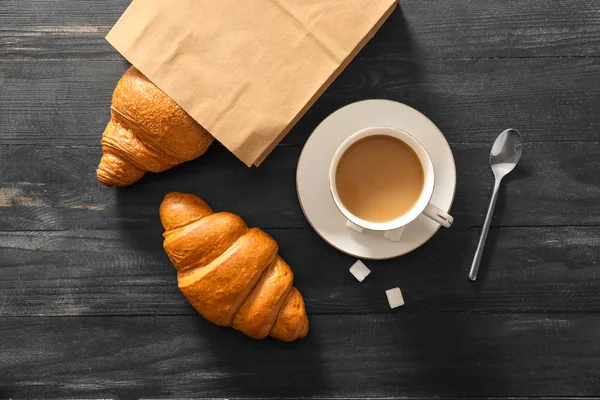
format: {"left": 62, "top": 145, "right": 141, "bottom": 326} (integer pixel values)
{"left": 107, "top": 0, "right": 398, "bottom": 166}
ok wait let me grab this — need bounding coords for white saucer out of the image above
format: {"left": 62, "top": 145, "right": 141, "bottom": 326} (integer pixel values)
{"left": 296, "top": 100, "right": 456, "bottom": 260}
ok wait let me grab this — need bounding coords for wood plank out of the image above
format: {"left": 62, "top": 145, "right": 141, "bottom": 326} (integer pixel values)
{"left": 1, "top": 226, "right": 599, "bottom": 316}
{"left": 1, "top": 314, "right": 600, "bottom": 397}
{"left": 363, "top": 0, "right": 600, "bottom": 59}
{"left": 0, "top": 143, "right": 599, "bottom": 232}
{"left": 2, "top": 58, "right": 600, "bottom": 146}
{"left": 0, "top": 60, "right": 124, "bottom": 146}
{"left": 1, "top": 0, "right": 599, "bottom": 60}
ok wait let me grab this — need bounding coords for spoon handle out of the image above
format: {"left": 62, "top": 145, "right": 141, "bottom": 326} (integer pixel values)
{"left": 469, "top": 178, "right": 501, "bottom": 281}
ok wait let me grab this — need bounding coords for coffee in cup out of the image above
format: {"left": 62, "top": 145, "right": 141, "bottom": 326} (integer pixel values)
{"left": 335, "top": 134, "right": 424, "bottom": 223}
{"left": 329, "top": 126, "right": 453, "bottom": 240}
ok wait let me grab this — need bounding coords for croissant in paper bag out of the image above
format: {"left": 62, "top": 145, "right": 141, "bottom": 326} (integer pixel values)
{"left": 97, "top": 67, "right": 214, "bottom": 187}
{"left": 160, "top": 192, "right": 309, "bottom": 341}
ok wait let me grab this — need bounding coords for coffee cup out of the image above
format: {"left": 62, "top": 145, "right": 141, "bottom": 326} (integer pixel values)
{"left": 329, "top": 126, "right": 453, "bottom": 241}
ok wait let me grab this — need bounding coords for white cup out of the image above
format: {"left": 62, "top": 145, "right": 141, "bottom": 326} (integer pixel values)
{"left": 329, "top": 126, "right": 453, "bottom": 241}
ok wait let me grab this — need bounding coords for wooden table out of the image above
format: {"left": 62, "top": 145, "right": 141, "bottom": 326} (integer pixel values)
{"left": 2, "top": 1, "right": 600, "bottom": 398}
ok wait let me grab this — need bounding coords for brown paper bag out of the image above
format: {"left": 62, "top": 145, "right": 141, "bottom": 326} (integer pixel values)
{"left": 107, "top": 0, "right": 398, "bottom": 166}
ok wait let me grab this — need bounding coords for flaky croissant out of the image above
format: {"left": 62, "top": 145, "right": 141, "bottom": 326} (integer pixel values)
{"left": 97, "top": 67, "right": 214, "bottom": 187}
{"left": 160, "top": 192, "right": 309, "bottom": 341}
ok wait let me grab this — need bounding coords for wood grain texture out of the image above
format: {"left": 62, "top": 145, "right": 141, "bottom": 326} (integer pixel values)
{"left": 0, "top": 143, "right": 598, "bottom": 232}
{"left": 364, "top": 0, "right": 600, "bottom": 59}
{"left": 1, "top": 226, "right": 599, "bottom": 316}
{"left": 1, "top": 0, "right": 600, "bottom": 60}
{"left": 2, "top": 314, "right": 600, "bottom": 398}
{"left": 0, "top": 0, "right": 124, "bottom": 61}
{"left": 2, "top": 57, "right": 600, "bottom": 146}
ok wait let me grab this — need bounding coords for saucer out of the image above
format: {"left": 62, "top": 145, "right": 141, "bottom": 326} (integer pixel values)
{"left": 296, "top": 100, "right": 456, "bottom": 260}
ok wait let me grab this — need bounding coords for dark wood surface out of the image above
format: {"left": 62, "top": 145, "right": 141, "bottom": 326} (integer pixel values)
{"left": 1, "top": 0, "right": 599, "bottom": 398}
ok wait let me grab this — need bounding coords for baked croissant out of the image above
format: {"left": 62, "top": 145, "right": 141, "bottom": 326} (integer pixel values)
{"left": 160, "top": 192, "right": 309, "bottom": 341}
{"left": 97, "top": 67, "right": 214, "bottom": 187}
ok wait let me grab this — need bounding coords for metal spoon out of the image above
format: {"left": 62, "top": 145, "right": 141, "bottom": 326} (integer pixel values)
{"left": 469, "top": 129, "right": 523, "bottom": 281}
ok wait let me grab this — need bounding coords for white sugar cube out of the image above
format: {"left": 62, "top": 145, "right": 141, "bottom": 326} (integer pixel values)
{"left": 386, "top": 287, "right": 404, "bottom": 308}
{"left": 349, "top": 260, "right": 371, "bottom": 282}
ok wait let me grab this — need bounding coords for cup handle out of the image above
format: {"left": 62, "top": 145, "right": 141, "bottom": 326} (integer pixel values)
{"left": 423, "top": 204, "right": 454, "bottom": 228}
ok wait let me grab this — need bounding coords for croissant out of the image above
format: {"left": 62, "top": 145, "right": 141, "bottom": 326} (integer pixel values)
{"left": 97, "top": 67, "right": 214, "bottom": 187}
{"left": 160, "top": 192, "right": 309, "bottom": 341}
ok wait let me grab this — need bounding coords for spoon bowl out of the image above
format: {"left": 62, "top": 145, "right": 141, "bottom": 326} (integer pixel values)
{"left": 490, "top": 128, "right": 523, "bottom": 179}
